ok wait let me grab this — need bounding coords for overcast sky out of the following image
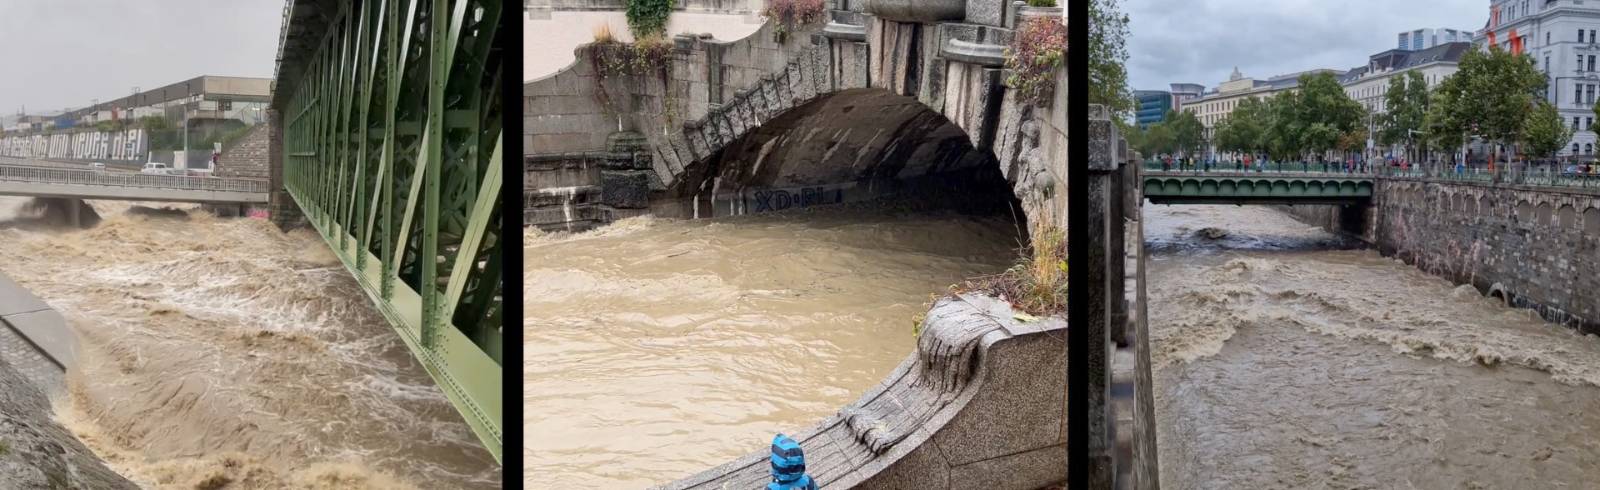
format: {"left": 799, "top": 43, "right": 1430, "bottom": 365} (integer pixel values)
{"left": 0, "top": 1, "right": 283, "bottom": 116}
{"left": 1126, "top": 0, "right": 1487, "bottom": 91}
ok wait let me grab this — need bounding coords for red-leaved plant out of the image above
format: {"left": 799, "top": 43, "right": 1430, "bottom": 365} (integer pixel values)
{"left": 766, "top": 0, "right": 826, "bottom": 41}
{"left": 1006, "top": 17, "right": 1066, "bottom": 107}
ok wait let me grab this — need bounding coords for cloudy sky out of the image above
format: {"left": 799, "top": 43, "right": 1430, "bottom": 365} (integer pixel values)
{"left": 0, "top": 1, "right": 284, "bottom": 116}
{"left": 1126, "top": 0, "right": 1486, "bottom": 91}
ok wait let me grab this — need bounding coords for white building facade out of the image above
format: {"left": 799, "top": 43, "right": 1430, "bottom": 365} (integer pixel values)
{"left": 1184, "top": 68, "right": 1339, "bottom": 158}
{"left": 1477, "top": 0, "right": 1600, "bottom": 159}
{"left": 1340, "top": 43, "right": 1472, "bottom": 159}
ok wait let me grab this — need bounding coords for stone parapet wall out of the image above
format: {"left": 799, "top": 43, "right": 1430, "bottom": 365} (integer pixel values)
{"left": 660, "top": 294, "right": 1068, "bottom": 489}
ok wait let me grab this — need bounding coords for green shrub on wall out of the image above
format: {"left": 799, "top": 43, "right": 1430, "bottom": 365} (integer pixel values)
{"left": 590, "top": 38, "right": 673, "bottom": 79}
{"left": 586, "top": 37, "right": 679, "bottom": 122}
{"left": 1025, "top": 0, "right": 1056, "bottom": 6}
{"left": 626, "top": 0, "right": 675, "bottom": 39}
{"left": 1005, "top": 17, "right": 1065, "bottom": 107}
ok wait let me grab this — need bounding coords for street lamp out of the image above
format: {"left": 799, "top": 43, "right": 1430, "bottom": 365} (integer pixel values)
{"left": 183, "top": 82, "right": 191, "bottom": 170}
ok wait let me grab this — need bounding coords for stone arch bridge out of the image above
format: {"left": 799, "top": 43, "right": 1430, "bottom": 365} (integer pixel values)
{"left": 526, "top": 2, "right": 1132, "bottom": 489}
{"left": 527, "top": 0, "right": 1066, "bottom": 235}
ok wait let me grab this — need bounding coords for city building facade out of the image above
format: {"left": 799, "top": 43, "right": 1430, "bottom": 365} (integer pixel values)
{"left": 1399, "top": 27, "right": 1475, "bottom": 51}
{"left": 1477, "top": 0, "right": 1600, "bottom": 159}
{"left": 2, "top": 76, "right": 270, "bottom": 135}
{"left": 1134, "top": 90, "right": 1174, "bottom": 129}
{"left": 1339, "top": 42, "right": 1472, "bottom": 158}
{"left": 1168, "top": 82, "right": 1204, "bottom": 112}
{"left": 1185, "top": 67, "right": 1340, "bottom": 158}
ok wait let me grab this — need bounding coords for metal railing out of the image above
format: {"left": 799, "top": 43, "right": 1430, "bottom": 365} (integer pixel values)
{"left": 1378, "top": 163, "right": 1600, "bottom": 190}
{"left": 1140, "top": 159, "right": 1600, "bottom": 191}
{"left": 0, "top": 164, "right": 269, "bottom": 194}
{"left": 1141, "top": 159, "right": 1375, "bottom": 177}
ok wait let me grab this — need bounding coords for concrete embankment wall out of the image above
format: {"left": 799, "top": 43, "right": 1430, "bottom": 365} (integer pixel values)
{"left": 0, "top": 273, "right": 136, "bottom": 488}
{"left": 1280, "top": 178, "right": 1600, "bottom": 334}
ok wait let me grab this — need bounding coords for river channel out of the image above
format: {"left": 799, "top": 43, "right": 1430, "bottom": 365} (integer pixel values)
{"left": 1146, "top": 203, "right": 1600, "bottom": 489}
{"left": 525, "top": 203, "right": 1021, "bottom": 488}
{"left": 0, "top": 197, "right": 500, "bottom": 489}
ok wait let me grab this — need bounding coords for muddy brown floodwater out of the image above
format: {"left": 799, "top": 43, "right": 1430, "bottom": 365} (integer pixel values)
{"left": 525, "top": 205, "right": 1020, "bottom": 489}
{"left": 1146, "top": 203, "right": 1600, "bottom": 489}
{"left": 0, "top": 197, "right": 500, "bottom": 489}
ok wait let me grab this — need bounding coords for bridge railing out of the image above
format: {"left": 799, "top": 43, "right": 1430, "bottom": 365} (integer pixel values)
{"left": 1377, "top": 162, "right": 1600, "bottom": 190}
{"left": 0, "top": 164, "right": 270, "bottom": 194}
{"left": 1142, "top": 159, "right": 1374, "bottom": 176}
{"left": 1142, "top": 159, "right": 1600, "bottom": 190}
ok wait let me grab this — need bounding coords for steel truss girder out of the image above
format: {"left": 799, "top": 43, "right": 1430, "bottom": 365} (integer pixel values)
{"left": 281, "top": 0, "right": 503, "bottom": 462}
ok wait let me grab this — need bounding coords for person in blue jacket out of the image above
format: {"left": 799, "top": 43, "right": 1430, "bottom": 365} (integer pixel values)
{"left": 768, "top": 434, "right": 818, "bottom": 490}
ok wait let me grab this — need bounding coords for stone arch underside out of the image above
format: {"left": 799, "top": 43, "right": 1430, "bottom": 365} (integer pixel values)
{"left": 658, "top": 87, "right": 1016, "bottom": 220}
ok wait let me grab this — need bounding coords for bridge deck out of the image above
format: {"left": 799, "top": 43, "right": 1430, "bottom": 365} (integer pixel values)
{"left": 0, "top": 163, "right": 268, "bottom": 203}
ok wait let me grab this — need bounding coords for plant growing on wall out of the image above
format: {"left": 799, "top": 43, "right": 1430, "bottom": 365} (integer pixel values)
{"left": 587, "top": 36, "right": 681, "bottom": 123}
{"left": 1005, "top": 17, "right": 1066, "bottom": 107}
{"left": 1025, "top": 0, "right": 1056, "bottom": 7}
{"left": 766, "top": 0, "right": 825, "bottom": 42}
{"left": 625, "top": 0, "right": 675, "bottom": 40}
{"left": 591, "top": 37, "right": 673, "bottom": 79}
{"left": 954, "top": 226, "right": 1067, "bottom": 315}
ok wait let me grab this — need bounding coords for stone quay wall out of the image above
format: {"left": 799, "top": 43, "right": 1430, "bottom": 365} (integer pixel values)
{"left": 1281, "top": 177, "right": 1600, "bottom": 334}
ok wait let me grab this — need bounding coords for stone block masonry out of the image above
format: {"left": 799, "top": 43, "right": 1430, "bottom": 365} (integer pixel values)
{"left": 1282, "top": 177, "right": 1600, "bottom": 334}
{"left": 215, "top": 123, "right": 270, "bottom": 180}
{"left": 525, "top": 9, "right": 1068, "bottom": 236}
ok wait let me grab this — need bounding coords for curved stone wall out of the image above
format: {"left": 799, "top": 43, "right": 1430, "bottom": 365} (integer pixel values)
{"left": 657, "top": 294, "right": 1068, "bottom": 489}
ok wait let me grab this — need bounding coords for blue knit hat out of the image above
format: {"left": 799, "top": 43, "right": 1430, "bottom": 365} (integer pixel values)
{"left": 769, "top": 434, "right": 806, "bottom": 483}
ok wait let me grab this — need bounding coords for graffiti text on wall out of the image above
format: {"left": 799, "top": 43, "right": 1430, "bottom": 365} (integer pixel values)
{"left": 0, "top": 129, "right": 148, "bottom": 162}
{"left": 752, "top": 187, "right": 844, "bottom": 212}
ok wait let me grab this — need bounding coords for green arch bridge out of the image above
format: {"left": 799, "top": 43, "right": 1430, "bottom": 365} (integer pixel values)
{"left": 1142, "top": 170, "right": 1374, "bottom": 205}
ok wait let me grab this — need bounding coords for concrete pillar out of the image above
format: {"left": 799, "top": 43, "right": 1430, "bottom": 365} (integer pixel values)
{"left": 1076, "top": 106, "right": 1118, "bottom": 487}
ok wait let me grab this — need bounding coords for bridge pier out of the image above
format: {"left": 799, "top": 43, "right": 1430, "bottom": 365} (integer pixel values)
{"left": 22, "top": 197, "right": 100, "bottom": 229}
{"left": 266, "top": 108, "right": 304, "bottom": 230}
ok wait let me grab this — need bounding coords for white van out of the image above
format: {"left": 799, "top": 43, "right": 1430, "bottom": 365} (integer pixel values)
{"left": 91, "top": 162, "right": 106, "bottom": 172}
{"left": 140, "top": 162, "right": 172, "bottom": 175}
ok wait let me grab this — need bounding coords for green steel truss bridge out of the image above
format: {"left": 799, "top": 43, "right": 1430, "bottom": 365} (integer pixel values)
{"left": 273, "top": 0, "right": 503, "bottom": 460}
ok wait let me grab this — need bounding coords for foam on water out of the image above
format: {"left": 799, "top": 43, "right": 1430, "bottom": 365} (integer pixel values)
{"left": 1145, "top": 203, "right": 1600, "bottom": 488}
{"left": 0, "top": 197, "right": 499, "bottom": 489}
